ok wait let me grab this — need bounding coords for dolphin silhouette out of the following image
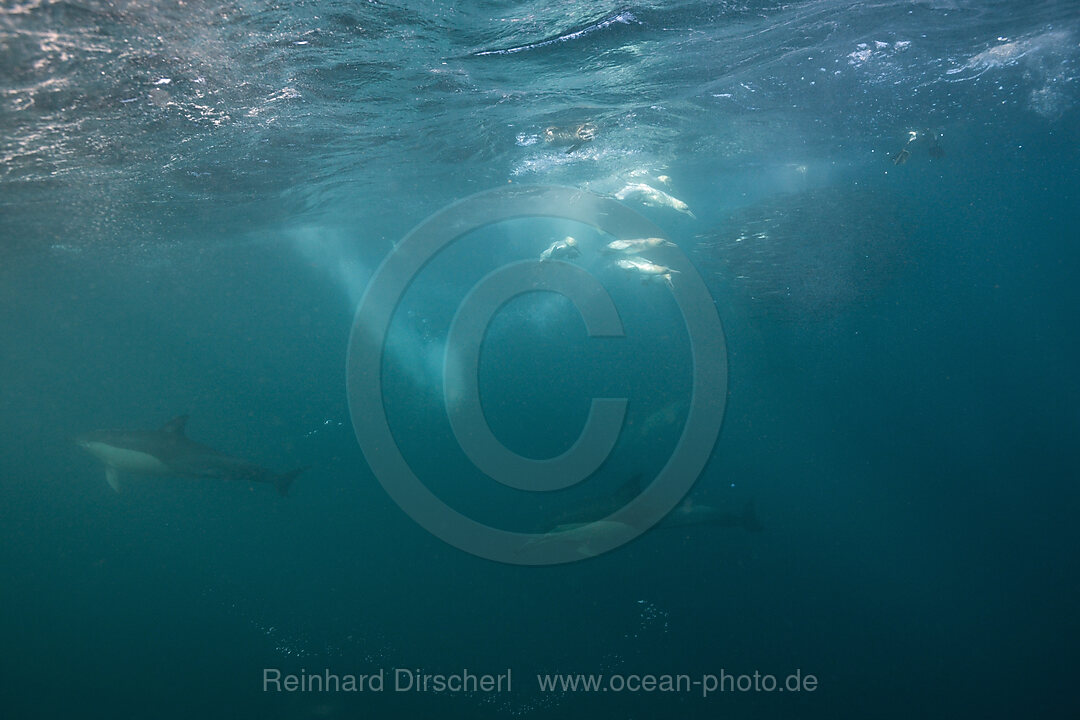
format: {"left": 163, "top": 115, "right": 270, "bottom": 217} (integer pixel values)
{"left": 76, "top": 415, "right": 304, "bottom": 495}
{"left": 546, "top": 475, "right": 762, "bottom": 534}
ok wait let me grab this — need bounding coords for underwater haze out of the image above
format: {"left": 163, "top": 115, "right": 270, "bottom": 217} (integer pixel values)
{"left": 2, "top": 0, "right": 1079, "bottom": 718}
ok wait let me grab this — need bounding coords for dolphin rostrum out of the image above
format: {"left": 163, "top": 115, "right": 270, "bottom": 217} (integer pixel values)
{"left": 76, "top": 415, "right": 304, "bottom": 495}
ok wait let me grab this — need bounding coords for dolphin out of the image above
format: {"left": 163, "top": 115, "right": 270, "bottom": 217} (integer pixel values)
{"left": 76, "top": 415, "right": 304, "bottom": 495}
{"left": 656, "top": 497, "right": 762, "bottom": 533}
{"left": 518, "top": 520, "right": 636, "bottom": 559}
{"left": 545, "top": 475, "right": 762, "bottom": 535}
{"left": 525, "top": 484, "right": 761, "bottom": 558}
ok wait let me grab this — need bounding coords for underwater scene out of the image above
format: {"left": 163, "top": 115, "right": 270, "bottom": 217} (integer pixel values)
{"left": 1, "top": 0, "right": 1078, "bottom": 718}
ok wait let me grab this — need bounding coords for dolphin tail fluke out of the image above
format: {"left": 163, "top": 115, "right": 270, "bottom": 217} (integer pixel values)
{"left": 275, "top": 468, "right": 306, "bottom": 496}
{"left": 741, "top": 501, "right": 763, "bottom": 532}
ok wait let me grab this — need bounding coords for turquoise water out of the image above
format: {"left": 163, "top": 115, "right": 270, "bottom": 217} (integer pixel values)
{"left": 2, "top": 1, "right": 1079, "bottom": 717}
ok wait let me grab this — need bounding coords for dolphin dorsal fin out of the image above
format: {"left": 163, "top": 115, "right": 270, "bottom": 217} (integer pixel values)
{"left": 161, "top": 415, "right": 189, "bottom": 436}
